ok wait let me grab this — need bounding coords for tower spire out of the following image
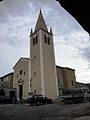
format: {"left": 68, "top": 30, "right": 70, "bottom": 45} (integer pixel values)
{"left": 34, "top": 10, "right": 48, "bottom": 32}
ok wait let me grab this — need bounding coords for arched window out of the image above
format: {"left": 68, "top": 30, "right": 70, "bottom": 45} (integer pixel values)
{"left": 33, "top": 38, "right": 35, "bottom": 45}
{"left": 48, "top": 37, "right": 50, "bottom": 45}
{"left": 44, "top": 35, "right": 50, "bottom": 45}
{"left": 44, "top": 35, "right": 47, "bottom": 43}
{"left": 20, "top": 70, "right": 22, "bottom": 75}
{"left": 33, "top": 36, "right": 38, "bottom": 45}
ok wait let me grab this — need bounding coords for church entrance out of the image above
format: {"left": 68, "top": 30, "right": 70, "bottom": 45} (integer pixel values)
{"left": 19, "top": 85, "right": 23, "bottom": 99}
{"left": 18, "top": 79, "right": 24, "bottom": 99}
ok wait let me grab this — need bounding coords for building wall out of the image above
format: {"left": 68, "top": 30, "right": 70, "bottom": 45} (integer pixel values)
{"left": 56, "top": 66, "right": 76, "bottom": 95}
{"left": 0, "top": 73, "right": 13, "bottom": 88}
{"left": 56, "top": 66, "right": 64, "bottom": 96}
{"left": 0, "top": 74, "right": 16, "bottom": 99}
{"left": 13, "top": 58, "right": 29, "bottom": 99}
{"left": 63, "top": 68, "right": 76, "bottom": 89}
{"left": 30, "top": 29, "right": 58, "bottom": 99}
{"left": 75, "top": 82, "right": 89, "bottom": 91}
{"left": 30, "top": 31, "right": 41, "bottom": 95}
{"left": 12, "top": 57, "right": 76, "bottom": 99}
{"left": 42, "top": 30, "right": 58, "bottom": 99}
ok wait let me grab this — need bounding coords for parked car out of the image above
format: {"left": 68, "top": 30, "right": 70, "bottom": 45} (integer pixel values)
{"left": 27, "top": 94, "right": 52, "bottom": 106}
{"left": 0, "top": 96, "right": 12, "bottom": 104}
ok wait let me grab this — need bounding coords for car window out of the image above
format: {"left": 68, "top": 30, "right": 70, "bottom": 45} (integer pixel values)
{"left": 33, "top": 95, "right": 36, "bottom": 98}
{"left": 39, "top": 95, "right": 43, "bottom": 98}
{"left": 27, "top": 95, "right": 33, "bottom": 99}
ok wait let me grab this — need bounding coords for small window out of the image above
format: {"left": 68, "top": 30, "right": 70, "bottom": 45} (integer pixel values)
{"left": 24, "top": 72, "right": 25, "bottom": 75}
{"left": 72, "top": 80, "right": 74, "bottom": 85}
{"left": 1, "top": 79, "right": 4, "bottom": 82}
{"left": 33, "top": 36, "right": 38, "bottom": 45}
{"left": 34, "top": 56, "right": 36, "bottom": 59}
{"left": 44, "top": 35, "right": 47, "bottom": 43}
{"left": 34, "top": 72, "right": 36, "bottom": 76}
{"left": 33, "top": 38, "right": 35, "bottom": 45}
{"left": 20, "top": 70, "right": 22, "bottom": 75}
{"left": 48, "top": 37, "right": 50, "bottom": 45}
{"left": 17, "top": 75, "right": 18, "bottom": 78}
{"left": 44, "top": 35, "right": 50, "bottom": 45}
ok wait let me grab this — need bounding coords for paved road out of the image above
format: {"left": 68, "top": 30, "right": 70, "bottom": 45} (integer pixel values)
{"left": 0, "top": 102, "right": 90, "bottom": 120}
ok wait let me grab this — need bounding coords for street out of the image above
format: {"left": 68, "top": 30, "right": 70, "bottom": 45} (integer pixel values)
{"left": 0, "top": 102, "right": 90, "bottom": 120}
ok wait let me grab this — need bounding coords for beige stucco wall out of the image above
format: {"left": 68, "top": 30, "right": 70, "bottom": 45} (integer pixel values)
{"left": 30, "top": 29, "right": 58, "bottom": 99}
{"left": 13, "top": 58, "right": 29, "bottom": 99}
{"left": 30, "top": 31, "right": 41, "bottom": 94}
{"left": 42, "top": 31, "right": 58, "bottom": 99}
{"left": 63, "top": 68, "right": 76, "bottom": 89}
{"left": 56, "top": 66, "right": 64, "bottom": 88}
{"left": 56, "top": 66, "right": 76, "bottom": 90}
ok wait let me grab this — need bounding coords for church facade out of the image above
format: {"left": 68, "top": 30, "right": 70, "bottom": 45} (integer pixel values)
{"left": 13, "top": 57, "right": 76, "bottom": 100}
{"left": 13, "top": 58, "right": 30, "bottom": 99}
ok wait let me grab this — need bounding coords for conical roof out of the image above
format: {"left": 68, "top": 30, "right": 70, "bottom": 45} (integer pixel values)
{"left": 34, "top": 10, "right": 48, "bottom": 32}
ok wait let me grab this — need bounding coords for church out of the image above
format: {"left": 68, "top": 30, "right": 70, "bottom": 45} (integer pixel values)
{"left": 13, "top": 10, "right": 76, "bottom": 100}
{"left": 0, "top": 10, "right": 90, "bottom": 101}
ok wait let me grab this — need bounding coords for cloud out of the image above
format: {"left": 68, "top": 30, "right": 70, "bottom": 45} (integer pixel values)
{"left": 54, "top": 27, "right": 90, "bottom": 64}
{"left": 0, "top": 0, "right": 56, "bottom": 18}
{"left": 0, "top": 0, "right": 34, "bottom": 23}
{"left": 79, "top": 46, "right": 90, "bottom": 66}
{"left": 0, "top": 40, "right": 29, "bottom": 76}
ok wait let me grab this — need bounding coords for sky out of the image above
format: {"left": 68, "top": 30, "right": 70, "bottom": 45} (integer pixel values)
{"left": 0, "top": 0, "right": 90, "bottom": 83}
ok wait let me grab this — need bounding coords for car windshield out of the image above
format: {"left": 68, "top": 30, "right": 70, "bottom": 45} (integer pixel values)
{"left": 62, "top": 89, "right": 72, "bottom": 95}
{"left": 27, "top": 95, "right": 33, "bottom": 99}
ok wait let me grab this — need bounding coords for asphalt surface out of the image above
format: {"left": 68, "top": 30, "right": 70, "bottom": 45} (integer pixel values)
{"left": 0, "top": 102, "right": 90, "bottom": 120}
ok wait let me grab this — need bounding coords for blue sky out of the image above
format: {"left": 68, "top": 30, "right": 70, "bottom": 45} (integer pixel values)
{"left": 0, "top": 0, "right": 90, "bottom": 83}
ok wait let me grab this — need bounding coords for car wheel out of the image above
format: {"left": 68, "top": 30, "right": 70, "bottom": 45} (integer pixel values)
{"left": 30, "top": 103, "right": 33, "bottom": 106}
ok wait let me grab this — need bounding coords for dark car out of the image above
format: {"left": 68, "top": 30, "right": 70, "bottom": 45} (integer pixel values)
{"left": 27, "top": 94, "right": 52, "bottom": 106}
{"left": 0, "top": 96, "right": 12, "bottom": 104}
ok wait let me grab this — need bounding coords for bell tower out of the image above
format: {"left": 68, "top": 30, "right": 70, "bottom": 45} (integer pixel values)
{"left": 30, "top": 10, "right": 58, "bottom": 99}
